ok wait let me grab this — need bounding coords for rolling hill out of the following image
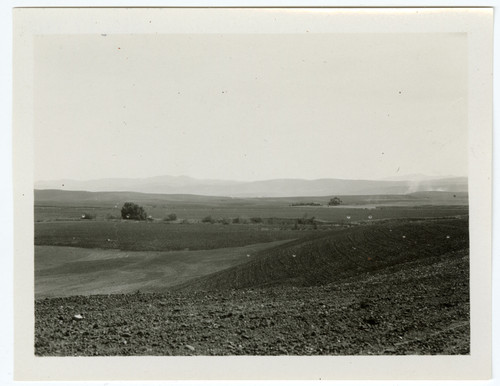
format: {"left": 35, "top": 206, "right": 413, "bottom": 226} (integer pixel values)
{"left": 34, "top": 188, "right": 469, "bottom": 207}
{"left": 176, "top": 218, "right": 469, "bottom": 292}
{"left": 35, "top": 175, "right": 468, "bottom": 197}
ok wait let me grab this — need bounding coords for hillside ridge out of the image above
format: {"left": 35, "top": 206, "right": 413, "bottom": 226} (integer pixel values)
{"left": 35, "top": 175, "right": 468, "bottom": 197}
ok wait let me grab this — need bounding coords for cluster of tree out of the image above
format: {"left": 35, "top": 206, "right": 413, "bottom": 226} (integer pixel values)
{"left": 121, "top": 202, "right": 147, "bottom": 220}
{"left": 231, "top": 216, "right": 263, "bottom": 224}
{"left": 201, "top": 215, "right": 263, "bottom": 225}
{"left": 328, "top": 197, "right": 343, "bottom": 206}
{"left": 290, "top": 202, "right": 322, "bottom": 207}
{"left": 117, "top": 200, "right": 342, "bottom": 225}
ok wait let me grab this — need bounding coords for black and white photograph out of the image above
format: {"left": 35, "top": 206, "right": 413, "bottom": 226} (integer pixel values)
{"left": 11, "top": 7, "right": 493, "bottom": 381}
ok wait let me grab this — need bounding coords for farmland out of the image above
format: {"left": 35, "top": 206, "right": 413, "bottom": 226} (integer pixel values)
{"left": 34, "top": 189, "right": 468, "bottom": 223}
{"left": 176, "top": 218, "right": 468, "bottom": 291}
{"left": 34, "top": 189, "right": 470, "bottom": 356}
{"left": 35, "top": 221, "right": 469, "bottom": 355}
{"left": 35, "top": 221, "right": 314, "bottom": 252}
{"left": 35, "top": 240, "right": 288, "bottom": 299}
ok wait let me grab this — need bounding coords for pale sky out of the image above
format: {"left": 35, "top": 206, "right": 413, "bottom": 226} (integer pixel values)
{"left": 34, "top": 33, "right": 467, "bottom": 182}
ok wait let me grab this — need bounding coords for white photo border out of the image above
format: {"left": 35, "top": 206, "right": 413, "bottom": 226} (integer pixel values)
{"left": 11, "top": 7, "right": 493, "bottom": 381}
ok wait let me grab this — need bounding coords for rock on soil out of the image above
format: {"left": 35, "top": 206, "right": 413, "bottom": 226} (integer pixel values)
{"left": 34, "top": 249, "right": 470, "bottom": 356}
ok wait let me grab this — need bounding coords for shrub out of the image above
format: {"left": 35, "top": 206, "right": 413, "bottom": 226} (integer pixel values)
{"left": 233, "top": 216, "right": 249, "bottom": 224}
{"left": 121, "top": 202, "right": 147, "bottom": 221}
{"left": 164, "top": 213, "right": 177, "bottom": 221}
{"left": 250, "top": 217, "right": 263, "bottom": 224}
{"left": 220, "top": 217, "right": 232, "bottom": 225}
{"left": 297, "top": 214, "right": 315, "bottom": 225}
{"left": 201, "top": 215, "right": 215, "bottom": 224}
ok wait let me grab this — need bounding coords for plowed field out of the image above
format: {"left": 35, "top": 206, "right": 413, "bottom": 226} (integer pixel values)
{"left": 177, "top": 218, "right": 468, "bottom": 290}
{"left": 35, "top": 218, "right": 469, "bottom": 356}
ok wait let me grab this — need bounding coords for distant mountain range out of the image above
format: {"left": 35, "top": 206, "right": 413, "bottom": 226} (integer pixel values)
{"left": 34, "top": 175, "right": 468, "bottom": 197}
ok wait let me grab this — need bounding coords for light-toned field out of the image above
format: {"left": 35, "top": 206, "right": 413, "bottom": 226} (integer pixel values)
{"left": 35, "top": 240, "right": 289, "bottom": 299}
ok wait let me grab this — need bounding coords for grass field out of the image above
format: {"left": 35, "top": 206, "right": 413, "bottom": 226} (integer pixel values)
{"left": 35, "top": 221, "right": 317, "bottom": 251}
{"left": 35, "top": 204, "right": 468, "bottom": 223}
{"left": 35, "top": 240, "right": 289, "bottom": 299}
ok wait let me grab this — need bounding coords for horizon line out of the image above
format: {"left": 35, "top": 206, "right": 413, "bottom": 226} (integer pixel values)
{"left": 35, "top": 174, "right": 468, "bottom": 184}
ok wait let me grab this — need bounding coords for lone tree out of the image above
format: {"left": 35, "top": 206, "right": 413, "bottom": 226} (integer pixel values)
{"left": 121, "top": 202, "right": 147, "bottom": 220}
{"left": 328, "top": 196, "right": 343, "bottom": 206}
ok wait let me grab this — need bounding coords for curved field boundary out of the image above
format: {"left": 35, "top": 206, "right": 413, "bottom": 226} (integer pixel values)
{"left": 34, "top": 221, "right": 317, "bottom": 252}
{"left": 35, "top": 240, "right": 291, "bottom": 299}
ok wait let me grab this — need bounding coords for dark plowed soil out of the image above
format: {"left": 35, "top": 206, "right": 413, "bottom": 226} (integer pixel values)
{"left": 35, "top": 249, "right": 469, "bottom": 356}
{"left": 176, "top": 218, "right": 469, "bottom": 291}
